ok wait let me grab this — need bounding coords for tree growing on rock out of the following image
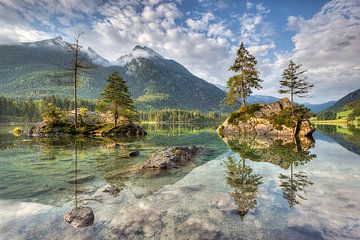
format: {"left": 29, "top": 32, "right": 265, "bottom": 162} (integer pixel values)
{"left": 98, "top": 72, "right": 138, "bottom": 127}
{"left": 279, "top": 60, "right": 313, "bottom": 107}
{"left": 225, "top": 42, "right": 262, "bottom": 108}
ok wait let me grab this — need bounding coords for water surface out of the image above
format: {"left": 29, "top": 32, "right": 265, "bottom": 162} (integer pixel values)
{"left": 0, "top": 123, "right": 359, "bottom": 239}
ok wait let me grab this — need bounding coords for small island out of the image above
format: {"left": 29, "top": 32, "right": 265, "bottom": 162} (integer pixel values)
{"left": 28, "top": 72, "right": 146, "bottom": 137}
{"left": 217, "top": 98, "right": 315, "bottom": 139}
{"left": 218, "top": 43, "right": 315, "bottom": 140}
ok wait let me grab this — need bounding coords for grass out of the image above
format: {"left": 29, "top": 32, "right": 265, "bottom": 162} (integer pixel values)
{"left": 336, "top": 109, "right": 353, "bottom": 119}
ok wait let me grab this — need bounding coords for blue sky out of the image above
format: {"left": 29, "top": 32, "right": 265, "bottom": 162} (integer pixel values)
{"left": 0, "top": 0, "right": 359, "bottom": 103}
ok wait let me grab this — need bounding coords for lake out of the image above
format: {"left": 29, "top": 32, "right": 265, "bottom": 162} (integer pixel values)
{"left": 0, "top": 123, "right": 359, "bottom": 239}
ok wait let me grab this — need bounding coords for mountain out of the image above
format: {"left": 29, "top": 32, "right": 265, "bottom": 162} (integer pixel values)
{"left": 0, "top": 38, "right": 226, "bottom": 111}
{"left": 0, "top": 36, "right": 118, "bottom": 99}
{"left": 303, "top": 101, "right": 336, "bottom": 114}
{"left": 325, "top": 88, "right": 360, "bottom": 112}
{"left": 113, "top": 45, "right": 226, "bottom": 111}
{"left": 0, "top": 37, "right": 340, "bottom": 113}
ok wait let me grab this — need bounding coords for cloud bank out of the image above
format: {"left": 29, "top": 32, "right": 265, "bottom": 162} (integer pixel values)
{"left": 0, "top": 0, "right": 358, "bottom": 103}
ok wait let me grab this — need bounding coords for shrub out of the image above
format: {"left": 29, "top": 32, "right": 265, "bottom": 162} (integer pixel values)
{"left": 228, "top": 104, "right": 261, "bottom": 124}
{"left": 12, "top": 127, "right": 22, "bottom": 136}
{"left": 41, "top": 103, "right": 65, "bottom": 123}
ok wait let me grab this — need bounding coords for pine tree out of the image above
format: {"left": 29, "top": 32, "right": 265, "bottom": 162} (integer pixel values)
{"left": 279, "top": 60, "right": 313, "bottom": 106}
{"left": 226, "top": 42, "right": 262, "bottom": 108}
{"left": 99, "top": 72, "right": 138, "bottom": 127}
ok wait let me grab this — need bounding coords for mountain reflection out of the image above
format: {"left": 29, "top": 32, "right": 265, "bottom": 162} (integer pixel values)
{"left": 316, "top": 124, "right": 360, "bottom": 156}
{"left": 226, "top": 157, "right": 262, "bottom": 218}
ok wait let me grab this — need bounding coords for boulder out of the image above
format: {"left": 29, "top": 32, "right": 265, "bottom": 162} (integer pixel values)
{"left": 140, "top": 146, "right": 200, "bottom": 170}
{"left": 64, "top": 206, "right": 94, "bottom": 228}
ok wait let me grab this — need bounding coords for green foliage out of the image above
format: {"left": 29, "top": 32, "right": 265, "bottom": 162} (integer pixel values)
{"left": 226, "top": 42, "right": 262, "bottom": 107}
{"left": 41, "top": 103, "right": 65, "bottom": 123}
{"left": 270, "top": 105, "right": 313, "bottom": 129}
{"left": 99, "top": 72, "right": 138, "bottom": 126}
{"left": 316, "top": 111, "right": 337, "bottom": 120}
{"left": 228, "top": 104, "right": 261, "bottom": 124}
{"left": 279, "top": 60, "right": 313, "bottom": 104}
{"left": 0, "top": 95, "right": 95, "bottom": 122}
{"left": 139, "top": 109, "right": 226, "bottom": 123}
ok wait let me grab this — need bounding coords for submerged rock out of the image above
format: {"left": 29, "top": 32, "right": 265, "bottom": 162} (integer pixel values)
{"left": 128, "top": 150, "right": 140, "bottom": 157}
{"left": 217, "top": 98, "right": 315, "bottom": 139}
{"left": 64, "top": 206, "right": 94, "bottom": 228}
{"left": 67, "top": 175, "right": 95, "bottom": 184}
{"left": 140, "top": 146, "right": 200, "bottom": 170}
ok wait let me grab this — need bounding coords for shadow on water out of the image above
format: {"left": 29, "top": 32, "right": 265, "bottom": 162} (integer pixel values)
{"left": 222, "top": 134, "right": 317, "bottom": 215}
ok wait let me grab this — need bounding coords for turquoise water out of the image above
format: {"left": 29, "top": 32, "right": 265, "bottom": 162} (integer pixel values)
{"left": 0, "top": 123, "right": 359, "bottom": 239}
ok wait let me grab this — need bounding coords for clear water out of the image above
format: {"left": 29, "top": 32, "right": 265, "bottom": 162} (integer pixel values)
{"left": 0, "top": 123, "right": 359, "bottom": 240}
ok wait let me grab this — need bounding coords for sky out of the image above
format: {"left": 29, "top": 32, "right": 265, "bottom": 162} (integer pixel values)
{"left": 0, "top": 0, "right": 359, "bottom": 103}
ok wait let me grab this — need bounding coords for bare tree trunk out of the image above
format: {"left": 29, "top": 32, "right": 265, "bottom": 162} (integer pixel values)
{"left": 74, "top": 36, "right": 79, "bottom": 128}
{"left": 241, "top": 82, "right": 246, "bottom": 108}
{"left": 290, "top": 88, "right": 294, "bottom": 116}
{"left": 73, "top": 33, "right": 84, "bottom": 129}
{"left": 114, "top": 110, "right": 118, "bottom": 128}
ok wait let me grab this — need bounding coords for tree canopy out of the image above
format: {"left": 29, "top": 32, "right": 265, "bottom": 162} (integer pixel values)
{"left": 279, "top": 60, "right": 313, "bottom": 105}
{"left": 98, "top": 72, "right": 138, "bottom": 127}
{"left": 225, "top": 42, "right": 262, "bottom": 108}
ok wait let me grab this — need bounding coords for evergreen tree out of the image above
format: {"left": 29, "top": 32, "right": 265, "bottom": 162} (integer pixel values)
{"left": 226, "top": 42, "right": 262, "bottom": 108}
{"left": 279, "top": 60, "right": 313, "bottom": 106}
{"left": 99, "top": 72, "right": 138, "bottom": 127}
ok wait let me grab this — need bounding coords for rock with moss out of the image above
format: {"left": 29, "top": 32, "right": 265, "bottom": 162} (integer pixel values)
{"left": 28, "top": 110, "right": 146, "bottom": 137}
{"left": 218, "top": 98, "right": 315, "bottom": 139}
{"left": 140, "top": 146, "right": 201, "bottom": 170}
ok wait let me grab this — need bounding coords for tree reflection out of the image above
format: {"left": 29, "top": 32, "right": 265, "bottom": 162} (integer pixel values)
{"left": 278, "top": 137, "right": 315, "bottom": 208}
{"left": 226, "top": 156, "right": 262, "bottom": 218}
{"left": 64, "top": 139, "right": 94, "bottom": 228}
{"left": 221, "top": 135, "right": 316, "bottom": 209}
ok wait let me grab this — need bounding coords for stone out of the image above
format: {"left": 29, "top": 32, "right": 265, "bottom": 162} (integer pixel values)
{"left": 67, "top": 175, "right": 95, "bottom": 184}
{"left": 140, "top": 146, "right": 200, "bottom": 170}
{"left": 64, "top": 206, "right": 94, "bottom": 228}
{"left": 128, "top": 150, "right": 140, "bottom": 157}
{"left": 176, "top": 217, "right": 221, "bottom": 240}
{"left": 103, "top": 185, "right": 120, "bottom": 196}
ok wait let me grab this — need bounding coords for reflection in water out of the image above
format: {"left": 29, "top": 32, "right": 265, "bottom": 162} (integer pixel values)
{"left": 223, "top": 135, "right": 316, "bottom": 169}
{"left": 64, "top": 139, "right": 94, "bottom": 228}
{"left": 316, "top": 124, "right": 360, "bottom": 156}
{"left": 279, "top": 165, "right": 313, "bottom": 208}
{"left": 0, "top": 123, "right": 359, "bottom": 239}
{"left": 226, "top": 157, "right": 262, "bottom": 218}
{"left": 222, "top": 135, "right": 316, "bottom": 208}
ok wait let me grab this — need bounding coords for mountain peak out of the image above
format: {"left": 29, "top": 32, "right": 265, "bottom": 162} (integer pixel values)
{"left": 114, "top": 45, "right": 164, "bottom": 66}
{"left": 132, "top": 45, "right": 164, "bottom": 59}
{"left": 22, "top": 36, "right": 69, "bottom": 48}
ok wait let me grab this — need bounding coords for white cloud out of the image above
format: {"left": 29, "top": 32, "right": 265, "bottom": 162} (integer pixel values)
{"left": 288, "top": 0, "right": 360, "bottom": 102}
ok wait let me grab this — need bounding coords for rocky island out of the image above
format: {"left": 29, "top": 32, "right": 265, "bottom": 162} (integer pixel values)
{"left": 28, "top": 110, "right": 146, "bottom": 137}
{"left": 217, "top": 98, "right": 315, "bottom": 139}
